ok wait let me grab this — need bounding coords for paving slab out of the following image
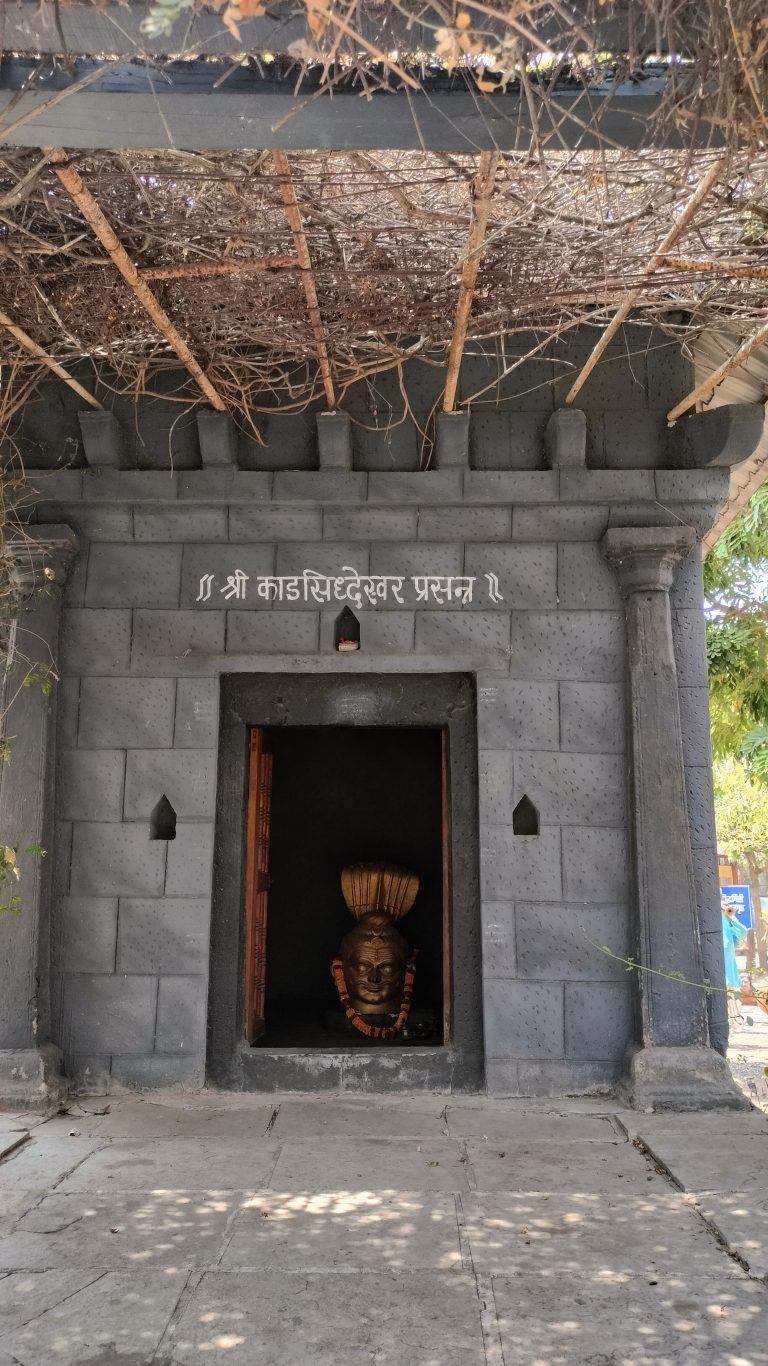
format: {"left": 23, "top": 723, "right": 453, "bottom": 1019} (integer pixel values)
{"left": 269, "top": 1099, "right": 448, "bottom": 1139}
{"left": 56, "top": 1098, "right": 277, "bottom": 1140}
{"left": 691, "top": 1190, "right": 768, "bottom": 1279}
{"left": 168, "top": 1269, "right": 486, "bottom": 1365}
{"left": 221, "top": 1190, "right": 462, "bottom": 1272}
{"left": 0, "top": 1135, "right": 105, "bottom": 1190}
{"left": 466, "top": 1138, "right": 661, "bottom": 1192}
{"left": 446, "top": 1107, "right": 621, "bottom": 1142}
{"left": 0, "top": 1268, "right": 187, "bottom": 1366}
{"left": 0, "top": 1189, "right": 239, "bottom": 1270}
{"left": 267, "top": 1138, "right": 469, "bottom": 1192}
{"left": 462, "top": 1190, "right": 740, "bottom": 1279}
{"left": 59, "top": 1136, "right": 280, "bottom": 1191}
{"left": 492, "top": 1272, "right": 768, "bottom": 1365}
{"left": 0, "top": 1189, "right": 47, "bottom": 1236}
{"left": 633, "top": 1116, "right": 768, "bottom": 1194}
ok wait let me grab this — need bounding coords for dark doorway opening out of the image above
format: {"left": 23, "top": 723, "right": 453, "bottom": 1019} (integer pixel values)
{"left": 245, "top": 726, "right": 446, "bottom": 1048}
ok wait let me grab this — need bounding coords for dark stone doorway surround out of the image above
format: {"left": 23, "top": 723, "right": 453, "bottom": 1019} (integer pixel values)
{"left": 207, "top": 673, "right": 483, "bottom": 1091}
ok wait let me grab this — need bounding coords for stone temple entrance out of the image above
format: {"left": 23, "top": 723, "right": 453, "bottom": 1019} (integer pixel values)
{"left": 207, "top": 673, "right": 483, "bottom": 1091}
{"left": 251, "top": 725, "right": 446, "bottom": 1049}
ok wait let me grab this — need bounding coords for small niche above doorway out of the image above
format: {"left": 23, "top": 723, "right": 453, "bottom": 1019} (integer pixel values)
{"left": 243, "top": 725, "right": 446, "bottom": 1049}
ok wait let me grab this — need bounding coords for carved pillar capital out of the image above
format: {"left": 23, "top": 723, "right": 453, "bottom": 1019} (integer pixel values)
{"left": 5, "top": 525, "right": 79, "bottom": 600}
{"left": 602, "top": 526, "right": 696, "bottom": 595}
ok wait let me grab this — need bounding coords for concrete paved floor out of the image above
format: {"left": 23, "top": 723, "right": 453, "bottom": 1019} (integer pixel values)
{"left": 0, "top": 1093, "right": 767, "bottom": 1365}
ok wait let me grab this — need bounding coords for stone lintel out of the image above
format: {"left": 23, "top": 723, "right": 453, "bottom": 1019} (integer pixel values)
{"left": 618, "top": 1045, "right": 748, "bottom": 1112}
{"left": 602, "top": 525, "right": 696, "bottom": 594}
{"left": 667, "top": 402, "right": 766, "bottom": 469}
{"left": 6, "top": 524, "right": 80, "bottom": 598}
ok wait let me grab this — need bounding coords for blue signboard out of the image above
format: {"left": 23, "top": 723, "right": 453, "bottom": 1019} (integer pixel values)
{"left": 721, "top": 885, "right": 753, "bottom": 932}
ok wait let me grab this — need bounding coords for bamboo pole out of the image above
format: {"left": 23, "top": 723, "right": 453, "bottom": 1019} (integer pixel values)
{"left": 140, "top": 256, "right": 300, "bottom": 280}
{"left": 443, "top": 152, "right": 500, "bottom": 414}
{"left": 272, "top": 150, "right": 335, "bottom": 410}
{"left": 658, "top": 256, "right": 768, "bottom": 282}
{"left": 667, "top": 320, "right": 768, "bottom": 423}
{"left": 0, "top": 306, "right": 102, "bottom": 408}
{"left": 564, "top": 158, "right": 727, "bottom": 406}
{"left": 45, "top": 148, "right": 227, "bottom": 412}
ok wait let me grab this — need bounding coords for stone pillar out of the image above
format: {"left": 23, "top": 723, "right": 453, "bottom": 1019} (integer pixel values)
{"left": 602, "top": 526, "right": 745, "bottom": 1110}
{"left": 0, "top": 525, "right": 78, "bottom": 1109}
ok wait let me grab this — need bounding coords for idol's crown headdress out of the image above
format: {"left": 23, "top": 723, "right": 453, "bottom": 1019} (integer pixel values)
{"left": 340, "top": 862, "right": 419, "bottom": 922}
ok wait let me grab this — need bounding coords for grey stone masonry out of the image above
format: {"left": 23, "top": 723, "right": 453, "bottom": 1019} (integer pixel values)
{"left": 13, "top": 354, "right": 753, "bottom": 1103}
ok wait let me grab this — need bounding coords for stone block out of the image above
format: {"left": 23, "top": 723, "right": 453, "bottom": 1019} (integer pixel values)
{"left": 478, "top": 751, "right": 515, "bottom": 825}
{"left": 56, "top": 676, "right": 81, "bottom": 749}
{"left": 353, "top": 421, "right": 418, "bottom": 471}
{"left": 56, "top": 749, "right": 126, "bottom": 821}
{"left": 514, "top": 1058, "right": 619, "bottom": 1094}
{"left": 58, "top": 973, "right": 158, "bottom": 1054}
{"left": 672, "top": 609, "right": 709, "bottom": 688}
{"left": 165, "top": 822, "right": 214, "bottom": 897}
{"left": 177, "top": 469, "right": 236, "bottom": 501}
{"left": 60, "top": 609, "right": 132, "bottom": 676}
{"left": 514, "top": 752, "right": 625, "bottom": 826}
{"left": 131, "top": 610, "right": 225, "bottom": 673}
{"left": 480, "top": 826, "right": 562, "bottom": 901}
{"left": 134, "top": 507, "right": 228, "bottom": 542}
{"left": 459, "top": 349, "right": 556, "bottom": 411}
{"left": 516, "top": 902, "right": 630, "bottom": 981}
{"left": 174, "top": 679, "right": 218, "bottom": 749}
{"left": 124, "top": 749, "right": 215, "bottom": 820}
{"left": 85, "top": 544, "right": 182, "bottom": 608}
{"left": 323, "top": 508, "right": 418, "bottom": 540}
{"left": 692, "top": 850, "right": 724, "bottom": 941}
{"left": 465, "top": 544, "right": 557, "bottom": 609}
{"left": 65, "top": 1054, "right": 113, "bottom": 1093}
{"left": 83, "top": 470, "right": 178, "bottom": 502}
{"left": 78, "top": 677, "right": 176, "bottom": 749}
{"left": 53, "top": 820, "right": 73, "bottom": 897}
{"left": 180, "top": 544, "right": 275, "bottom": 609}
{"left": 671, "top": 546, "right": 703, "bottom": 611}
{"left": 63, "top": 548, "right": 88, "bottom": 607}
{"left": 78, "top": 410, "right": 129, "bottom": 468}
{"left": 562, "top": 827, "right": 629, "bottom": 902}
{"left": 70, "top": 823, "right": 166, "bottom": 897}
{"left": 481, "top": 902, "right": 516, "bottom": 977}
{"left": 557, "top": 543, "right": 622, "bottom": 610}
{"left": 685, "top": 764, "right": 717, "bottom": 850}
{"left": 369, "top": 543, "right": 462, "bottom": 609}
{"left": 665, "top": 404, "right": 764, "bottom": 469}
{"left": 53, "top": 897, "right": 118, "bottom": 973}
{"left": 511, "top": 611, "right": 624, "bottom": 681}
{"left": 28, "top": 470, "right": 83, "bottom": 502}
{"left": 234, "top": 472, "right": 281, "bottom": 501}
{"left": 273, "top": 472, "right": 367, "bottom": 502}
{"left": 367, "top": 471, "right": 462, "bottom": 504}
{"left": 477, "top": 680, "right": 559, "bottom": 751}
{"left": 560, "top": 470, "right": 655, "bottom": 502}
{"left": 559, "top": 681, "right": 625, "bottom": 753}
{"left": 227, "top": 611, "right": 319, "bottom": 653}
{"left": 463, "top": 471, "right": 558, "bottom": 503}
{"left": 647, "top": 342, "right": 694, "bottom": 411}
{"left": 545, "top": 409, "right": 586, "bottom": 468}
{"left": 600, "top": 411, "right": 666, "bottom": 469}
{"left": 116, "top": 897, "right": 210, "bottom": 974}
{"left": 36, "top": 502, "right": 134, "bottom": 542}
{"left": 319, "top": 610, "right": 414, "bottom": 652}
{"left": 197, "top": 409, "right": 237, "bottom": 466}
{"left": 155, "top": 975, "right": 208, "bottom": 1053}
{"left": 434, "top": 411, "right": 469, "bottom": 467}
{"left": 416, "top": 612, "right": 510, "bottom": 654}
{"left": 417, "top": 507, "right": 511, "bottom": 541}
{"left": 229, "top": 507, "right": 322, "bottom": 541}
{"left": 483, "top": 980, "right": 565, "bottom": 1059}
{"left": 110, "top": 1054, "right": 204, "bottom": 1088}
{"left": 678, "top": 687, "right": 713, "bottom": 767}
{"left": 655, "top": 469, "right": 731, "bottom": 503}
{"left": 512, "top": 504, "right": 610, "bottom": 542}
{"left": 317, "top": 412, "right": 352, "bottom": 469}
{"left": 276, "top": 541, "right": 369, "bottom": 579}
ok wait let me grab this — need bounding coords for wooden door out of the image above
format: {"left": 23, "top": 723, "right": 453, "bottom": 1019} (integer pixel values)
{"left": 243, "top": 727, "right": 273, "bottom": 1044}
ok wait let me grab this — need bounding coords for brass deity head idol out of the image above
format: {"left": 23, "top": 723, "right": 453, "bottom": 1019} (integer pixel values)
{"left": 340, "top": 912, "right": 409, "bottom": 1016}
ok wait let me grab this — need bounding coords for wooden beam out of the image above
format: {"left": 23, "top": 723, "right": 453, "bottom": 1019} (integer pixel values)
{"left": 45, "top": 148, "right": 227, "bottom": 412}
{"left": 443, "top": 152, "right": 499, "bottom": 413}
{"left": 139, "top": 257, "right": 300, "bottom": 281}
{"left": 565, "top": 158, "right": 726, "bottom": 406}
{"left": 668, "top": 321, "right": 768, "bottom": 423}
{"left": 0, "top": 306, "right": 102, "bottom": 407}
{"left": 272, "top": 150, "right": 335, "bottom": 411}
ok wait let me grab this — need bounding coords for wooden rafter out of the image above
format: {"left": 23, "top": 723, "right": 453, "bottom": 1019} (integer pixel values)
{"left": 443, "top": 152, "right": 500, "bottom": 413}
{"left": 668, "top": 320, "right": 768, "bottom": 423}
{"left": 565, "top": 158, "right": 726, "bottom": 406}
{"left": 0, "top": 306, "right": 102, "bottom": 408}
{"left": 139, "top": 257, "right": 300, "bottom": 281}
{"left": 45, "top": 148, "right": 227, "bottom": 412}
{"left": 271, "top": 150, "right": 335, "bottom": 411}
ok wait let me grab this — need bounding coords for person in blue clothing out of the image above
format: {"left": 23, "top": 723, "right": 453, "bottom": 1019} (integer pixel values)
{"left": 722, "top": 900, "right": 748, "bottom": 1021}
